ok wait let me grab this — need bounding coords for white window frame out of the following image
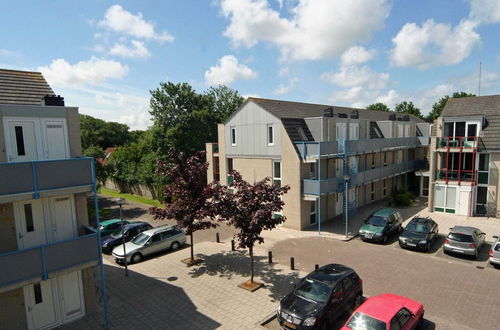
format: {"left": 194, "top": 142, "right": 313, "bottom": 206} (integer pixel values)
{"left": 349, "top": 123, "right": 359, "bottom": 140}
{"left": 230, "top": 127, "right": 236, "bottom": 146}
{"left": 267, "top": 124, "right": 274, "bottom": 146}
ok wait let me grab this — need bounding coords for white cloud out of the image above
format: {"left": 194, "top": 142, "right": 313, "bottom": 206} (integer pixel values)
{"left": 390, "top": 19, "right": 480, "bottom": 70}
{"left": 278, "top": 66, "right": 289, "bottom": 77}
{"left": 98, "top": 5, "right": 174, "bottom": 42}
{"left": 340, "top": 46, "right": 376, "bottom": 67}
{"left": 469, "top": 0, "right": 500, "bottom": 24}
{"left": 415, "top": 84, "right": 454, "bottom": 113}
{"left": 220, "top": 0, "right": 390, "bottom": 61}
{"left": 273, "top": 76, "right": 299, "bottom": 94}
{"left": 322, "top": 66, "right": 389, "bottom": 90}
{"left": 374, "top": 90, "right": 404, "bottom": 109}
{"left": 38, "top": 57, "right": 128, "bottom": 88}
{"left": 0, "top": 49, "right": 17, "bottom": 57}
{"left": 109, "top": 40, "right": 151, "bottom": 59}
{"left": 204, "top": 55, "right": 257, "bottom": 86}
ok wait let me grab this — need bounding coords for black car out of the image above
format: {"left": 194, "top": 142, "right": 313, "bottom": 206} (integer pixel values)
{"left": 277, "top": 264, "right": 363, "bottom": 330}
{"left": 101, "top": 221, "right": 153, "bottom": 253}
{"left": 399, "top": 217, "right": 439, "bottom": 252}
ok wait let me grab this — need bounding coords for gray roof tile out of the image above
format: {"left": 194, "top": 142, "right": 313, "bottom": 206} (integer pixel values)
{"left": 0, "top": 69, "right": 54, "bottom": 105}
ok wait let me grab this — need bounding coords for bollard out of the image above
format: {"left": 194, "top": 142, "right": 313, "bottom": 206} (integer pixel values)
{"left": 315, "top": 264, "right": 319, "bottom": 271}
{"left": 231, "top": 239, "right": 235, "bottom": 251}
{"left": 290, "top": 257, "right": 295, "bottom": 270}
{"left": 268, "top": 251, "right": 273, "bottom": 264}
{"left": 216, "top": 232, "right": 220, "bottom": 243}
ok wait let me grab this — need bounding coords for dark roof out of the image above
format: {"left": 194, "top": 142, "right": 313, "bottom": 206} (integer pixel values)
{"left": 308, "top": 264, "right": 353, "bottom": 284}
{"left": 0, "top": 69, "right": 54, "bottom": 105}
{"left": 441, "top": 95, "right": 500, "bottom": 150}
{"left": 249, "top": 97, "right": 425, "bottom": 122}
{"left": 281, "top": 118, "right": 315, "bottom": 142}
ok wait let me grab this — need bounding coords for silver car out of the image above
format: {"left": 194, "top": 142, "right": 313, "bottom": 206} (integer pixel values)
{"left": 443, "top": 226, "right": 485, "bottom": 259}
{"left": 112, "top": 225, "right": 186, "bottom": 264}
{"left": 489, "top": 235, "right": 500, "bottom": 267}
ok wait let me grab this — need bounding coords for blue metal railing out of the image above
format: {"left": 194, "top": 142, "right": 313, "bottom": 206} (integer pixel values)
{"left": 0, "top": 157, "right": 94, "bottom": 199}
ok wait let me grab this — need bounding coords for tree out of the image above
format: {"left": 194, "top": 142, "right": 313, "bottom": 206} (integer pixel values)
{"left": 83, "top": 145, "right": 108, "bottom": 185}
{"left": 366, "top": 102, "right": 390, "bottom": 112}
{"left": 206, "top": 85, "right": 244, "bottom": 122}
{"left": 394, "top": 101, "right": 423, "bottom": 119}
{"left": 426, "top": 92, "right": 475, "bottom": 122}
{"left": 80, "top": 114, "right": 131, "bottom": 150}
{"left": 149, "top": 150, "right": 218, "bottom": 264}
{"left": 217, "top": 171, "right": 290, "bottom": 285}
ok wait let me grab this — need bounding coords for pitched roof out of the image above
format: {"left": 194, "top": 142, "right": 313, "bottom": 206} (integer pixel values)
{"left": 441, "top": 94, "right": 500, "bottom": 150}
{"left": 248, "top": 97, "right": 425, "bottom": 122}
{"left": 0, "top": 69, "right": 54, "bottom": 105}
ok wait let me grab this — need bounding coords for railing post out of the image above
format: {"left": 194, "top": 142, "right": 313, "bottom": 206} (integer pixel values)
{"left": 31, "top": 162, "right": 39, "bottom": 199}
{"left": 40, "top": 245, "right": 47, "bottom": 280}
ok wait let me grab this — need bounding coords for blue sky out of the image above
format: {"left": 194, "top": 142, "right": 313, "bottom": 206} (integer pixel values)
{"left": 1, "top": 0, "right": 499, "bottom": 129}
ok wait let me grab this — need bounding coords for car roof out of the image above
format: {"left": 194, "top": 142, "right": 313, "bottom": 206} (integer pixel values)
{"left": 450, "top": 226, "right": 479, "bottom": 234}
{"left": 125, "top": 221, "right": 150, "bottom": 229}
{"left": 410, "top": 217, "right": 432, "bottom": 224}
{"left": 372, "top": 208, "right": 396, "bottom": 218}
{"left": 101, "top": 219, "right": 123, "bottom": 225}
{"left": 141, "top": 224, "right": 177, "bottom": 236}
{"left": 355, "top": 294, "right": 421, "bottom": 323}
{"left": 307, "top": 264, "right": 353, "bottom": 285}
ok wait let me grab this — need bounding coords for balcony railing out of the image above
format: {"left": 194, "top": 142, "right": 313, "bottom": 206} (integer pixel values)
{"left": 436, "top": 136, "right": 484, "bottom": 149}
{"left": 435, "top": 170, "right": 475, "bottom": 183}
{"left": 0, "top": 157, "right": 94, "bottom": 199}
{"left": 303, "top": 160, "right": 426, "bottom": 195}
{"left": 295, "top": 136, "right": 429, "bottom": 159}
{"left": 0, "top": 226, "right": 99, "bottom": 289}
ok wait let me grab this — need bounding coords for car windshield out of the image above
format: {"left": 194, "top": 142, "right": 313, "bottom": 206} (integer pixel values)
{"left": 110, "top": 229, "right": 126, "bottom": 238}
{"left": 448, "top": 233, "right": 473, "bottom": 242}
{"left": 131, "top": 233, "right": 150, "bottom": 245}
{"left": 405, "top": 223, "right": 428, "bottom": 233}
{"left": 294, "top": 279, "right": 331, "bottom": 303}
{"left": 345, "top": 312, "right": 386, "bottom": 330}
{"left": 365, "top": 216, "right": 386, "bottom": 227}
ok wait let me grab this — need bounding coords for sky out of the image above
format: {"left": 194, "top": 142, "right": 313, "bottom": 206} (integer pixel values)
{"left": 1, "top": 0, "right": 499, "bottom": 130}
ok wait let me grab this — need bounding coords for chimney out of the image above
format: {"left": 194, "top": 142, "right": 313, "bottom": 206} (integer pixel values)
{"left": 323, "top": 107, "right": 334, "bottom": 117}
{"left": 389, "top": 114, "right": 396, "bottom": 121}
{"left": 44, "top": 94, "right": 65, "bottom": 106}
{"left": 350, "top": 110, "right": 359, "bottom": 119}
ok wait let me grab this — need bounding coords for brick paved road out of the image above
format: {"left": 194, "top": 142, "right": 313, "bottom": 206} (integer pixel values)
{"left": 269, "top": 236, "right": 500, "bottom": 330}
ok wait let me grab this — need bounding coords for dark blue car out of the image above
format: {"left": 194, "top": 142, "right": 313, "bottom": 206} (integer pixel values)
{"left": 102, "top": 221, "right": 152, "bottom": 254}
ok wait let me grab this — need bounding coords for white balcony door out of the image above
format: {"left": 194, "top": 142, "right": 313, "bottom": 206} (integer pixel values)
{"left": 5, "top": 120, "right": 40, "bottom": 162}
{"left": 457, "top": 190, "right": 470, "bottom": 216}
{"left": 14, "top": 200, "right": 47, "bottom": 249}
{"left": 41, "top": 119, "right": 69, "bottom": 160}
{"left": 24, "top": 280, "right": 58, "bottom": 330}
{"left": 49, "top": 196, "right": 76, "bottom": 241}
{"left": 336, "top": 123, "right": 347, "bottom": 140}
{"left": 58, "top": 271, "right": 85, "bottom": 323}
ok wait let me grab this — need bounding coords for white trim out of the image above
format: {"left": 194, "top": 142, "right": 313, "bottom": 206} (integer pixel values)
{"left": 267, "top": 124, "right": 275, "bottom": 146}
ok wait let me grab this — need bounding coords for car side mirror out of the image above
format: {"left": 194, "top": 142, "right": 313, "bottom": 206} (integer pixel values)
{"left": 493, "top": 235, "right": 499, "bottom": 239}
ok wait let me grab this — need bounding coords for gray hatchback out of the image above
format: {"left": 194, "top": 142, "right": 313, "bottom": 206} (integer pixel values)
{"left": 443, "top": 226, "right": 485, "bottom": 259}
{"left": 489, "top": 235, "right": 500, "bottom": 267}
{"left": 112, "top": 225, "right": 186, "bottom": 264}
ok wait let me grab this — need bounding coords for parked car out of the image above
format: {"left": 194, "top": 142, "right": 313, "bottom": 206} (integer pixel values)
{"left": 399, "top": 217, "right": 439, "bottom": 252}
{"left": 489, "top": 235, "right": 500, "bottom": 267}
{"left": 358, "top": 208, "right": 403, "bottom": 244}
{"left": 101, "top": 221, "right": 153, "bottom": 253}
{"left": 341, "top": 293, "right": 424, "bottom": 330}
{"left": 98, "top": 219, "right": 129, "bottom": 237}
{"left": 277, "top": 264, "right": 363, "bottom": 330}
{"left": 112, "top": 225, "right": 186, "bottom": 264}
{"left": 443, "top": 226, "right": 485, "bottom": 259}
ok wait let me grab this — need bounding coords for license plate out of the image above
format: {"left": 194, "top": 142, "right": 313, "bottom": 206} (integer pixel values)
{"left": 284, "top": 321, "right": 296, "bottom": 329}
{"left": 365, "top": 234, "right": 373, "bottom": 239}
{"left": 453, "top": 249, "right": 464, "bottom": 253}
{"left": 407, "top": 243, "right": 416, "bottom": 247}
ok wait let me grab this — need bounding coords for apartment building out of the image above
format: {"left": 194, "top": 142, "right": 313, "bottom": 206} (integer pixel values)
{"left": 0, "top": 69, "right": 106, "bottom": 329}
{"left": 428, "top": 94, "right": 500, "bottom": 217}
{"left": 206, "top": 98, "right": 429, "bottom": 231}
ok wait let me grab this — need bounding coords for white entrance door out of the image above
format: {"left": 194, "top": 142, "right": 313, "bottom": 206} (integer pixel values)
{"left": 24, "top": 280, "right": 58, "bottom": 330}
{"left": 58, "top": 272, "right": 85, "bottom": 323}
{"left": 457, "top": 190, "right": 470, "bottom": 216}
{"left": 5, "top": 120, "right": 39, "bottom": 162}
{"left": 41, "top": 119, "right": 68, "bottom": 160}
{"left": 49, "top": 196, "right": 75, "bottom": 241}
{"left": 15, "top": 200, "right": 47, "bottom": 249}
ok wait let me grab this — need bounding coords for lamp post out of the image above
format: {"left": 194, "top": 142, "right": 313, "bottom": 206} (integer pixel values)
{"left": 343, "top": 175, "right": 350, "bottom": 239}
{"left": 115, "top": 198, "right": 128, "bottom": 277}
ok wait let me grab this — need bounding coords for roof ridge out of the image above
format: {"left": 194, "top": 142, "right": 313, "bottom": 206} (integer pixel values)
{"left": 0, "top": 68, "right": 44, "bottom": 75}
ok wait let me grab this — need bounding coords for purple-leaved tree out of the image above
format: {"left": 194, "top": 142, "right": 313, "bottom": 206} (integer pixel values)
{"left": 218, "top": 170, "right": 290, "bottom": 285}
{"left": 150, "top": 149, "right": 217, "bottom": 265}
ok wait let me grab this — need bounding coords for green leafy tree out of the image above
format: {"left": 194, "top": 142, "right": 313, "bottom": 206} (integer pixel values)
{"left": 394, "top": 101, "right": 423, "bottom": 119}
{"left": 426, "top": 92, "right": 475, "bottom": 122}
{"left": 206, "top": 85, "right": 244, "bottom": 122}
{"left": 83, "top": 145, "right": 108, "bottom": 184}
{"left": 366, "top": 102, "right": 390, "bottom": 112}
{"left": 80, "top": 114, "right": 131, "bottom": 149}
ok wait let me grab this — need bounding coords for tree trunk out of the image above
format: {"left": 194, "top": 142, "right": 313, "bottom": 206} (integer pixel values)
{"left": 190, "top": 232, "right": 194, "bottom": 263}
{"left": 249, "top": 245, "right": 254, "bottom": 283}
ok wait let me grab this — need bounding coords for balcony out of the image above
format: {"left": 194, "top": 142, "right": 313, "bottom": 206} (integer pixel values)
{"left": 0, "top": 226, "right": 99, "bottom": 290}
{"left": 436, "top": 136, "right": 484, "bottom": 150}
{"left": 303, "top": 177, "right": 339, "bottom": 195}
{"left": 295, "top": 137, "right": 429, "bottom": 159}
{"left": 0, "top": 157, "right": 94, "bottom": 201}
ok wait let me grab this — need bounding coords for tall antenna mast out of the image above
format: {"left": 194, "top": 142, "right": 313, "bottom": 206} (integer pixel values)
{"left": 478, "top": 61, "right": 482, "bottom": 96}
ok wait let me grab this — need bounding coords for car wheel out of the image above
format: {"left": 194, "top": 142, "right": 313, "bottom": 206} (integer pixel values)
{"left": 171, "top": 241, "right": 180, "bottom": 251}
{"left": 426, "top": 242, "right": 431, "bottom": 252}
{"left": 131, "top": 253, "right": 142, "bottom": 264}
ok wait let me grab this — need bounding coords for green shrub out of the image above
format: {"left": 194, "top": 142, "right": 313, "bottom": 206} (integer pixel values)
{"left": 394, "top": 189, "right": 415, "bottom": 206}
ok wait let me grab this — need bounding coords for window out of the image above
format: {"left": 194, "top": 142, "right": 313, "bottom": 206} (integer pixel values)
{"left": 371, "top": 154, "right": 375, "bottom": 169}
{"left": 33, "top": 283, "right": 43, "bottom": 304}
{"left": 273, "top": 161, "right": 281, "bottom": 187}
{"left": 371, "top": 182, "right": 375, "bottom": 201}
{"left": 383, "top": 179, "right": 387, "bottom": 196}
{"left": 15, "top": 126, "right": 26, "bottom": 156}
{"left": 422, "top": 177, "right": 429, "bottom": 197}
{"left": 398, "top": 124, "right": 403, "bottom": 137}
{"left": 267, "top": 124, "right": 274, "bottom": 145}
{"left": 478, "top": 154, "right": 490, "bottom": 184}
{"left": 227, "top": 158, "right": 234, "bottom": 183}
{"left": 349, "top": 123, "right": 359, "bottom": 140}
{"left": 309, "top": 162, "right": 317, "bottom": 179}
{"left": 397, "top": 308, "right": 412, "bottom": 328}
{"left": 342, "top": 276, "right": 353, "bottom": 292}
{"left": 231, "top": 127, "right": 236, "bottom": 146}
{"left": 310, "top": 200, "right": 317, "bottom": 225}
{"left": 151, "top": 234, "right": 162, "bottom": 243}
{"left": 434, "top": 185, "right": 456, "bottom": 213}
{"left": 383, "top": 152, "right": 387, "bottom": 166}
{"left": 24, "top": 204, "right": 34, "bottom": 232}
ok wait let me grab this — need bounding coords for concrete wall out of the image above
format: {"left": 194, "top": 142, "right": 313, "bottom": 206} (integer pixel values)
{"left": 82, "top": 267, "right": 99, "bottom": 315}
{"left": 233, "top": 158, "right": 272, "bottom": 183}
{"left": 218, "top": 124, "right": 227, "bottom": 185}
{"left": 0, "top": 288, "right": 27, "bottom": 330}
{"left": 206, "top": 143, "right": 215, "bottom": 184}
{"left": 67, "top": 107, "right": 82, "bottom": 157}
{"left": 0, "top": 203, "right": 17, "bottom": 253}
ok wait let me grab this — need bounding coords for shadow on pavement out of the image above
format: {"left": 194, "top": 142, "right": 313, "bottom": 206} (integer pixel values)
{"left": 188, "top": 250, "right": 302, "bottom": 302}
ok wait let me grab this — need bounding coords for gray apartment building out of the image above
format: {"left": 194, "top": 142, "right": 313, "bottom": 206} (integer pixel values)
{"left": 428, "top": 94, "right": 500, "bottom": 217}
{"left": 206, "top": 98, "right": 430, "bottom": 231}
{"left": 0, "top": 69, "right": 106, "bottom": 329}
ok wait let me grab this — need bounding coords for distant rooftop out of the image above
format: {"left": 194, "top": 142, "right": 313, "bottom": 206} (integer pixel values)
{"left": 0, "top": 68, "right": 54, "bottom": 105}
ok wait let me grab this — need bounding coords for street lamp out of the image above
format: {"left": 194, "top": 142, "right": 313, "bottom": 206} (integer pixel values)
{"left": 343, "top": 175, "right": 350, "bottom": 239}
{"left": 114, "top": 198, "right": 128, "bottom": 277}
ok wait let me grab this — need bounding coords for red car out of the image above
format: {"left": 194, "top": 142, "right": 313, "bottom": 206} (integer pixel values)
{"left": 341, "top": 293, "right": 424, "bottom": 330}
